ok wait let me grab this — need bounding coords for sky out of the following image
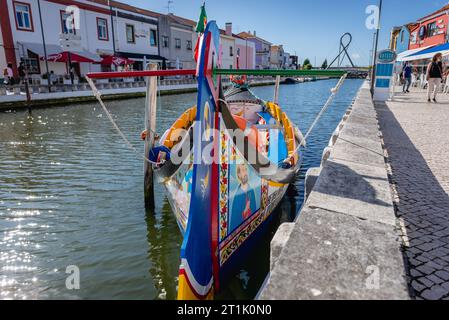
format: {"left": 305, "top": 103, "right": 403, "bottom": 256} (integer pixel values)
{"left": 122, "top": 0, "right": 449, "bottom": 67}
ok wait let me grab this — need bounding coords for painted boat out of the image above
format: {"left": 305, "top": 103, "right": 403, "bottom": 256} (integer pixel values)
{"left": 151, "top": 21, "right": 303, "bottom": 300}
{"left": 85, "top": 18, "right": 347, "bottom": 299}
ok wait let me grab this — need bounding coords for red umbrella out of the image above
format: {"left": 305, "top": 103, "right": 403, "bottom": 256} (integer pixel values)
{"left": 100, "top": 55, "right": 135, "bottom": 66}
{"left": 42, "top": 52, "right": 96, "bottom": 63}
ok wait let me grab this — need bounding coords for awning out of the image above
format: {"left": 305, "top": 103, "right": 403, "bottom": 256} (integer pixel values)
{"left": 18, "top": 42, "right": 61, "bottom": 57}
{"left": 396, "top": 46, "right": 434, "bottom": 62}
{"left": 18, "top": 42, "right": 100, "bottom": 62}
{"left": 116, "top": 51, "right": 166, "bottom": 62}
{"left": 41, "top": 51, "right": 100, "bottom": 63}
{"left": 100, "top": 55, "right": 135, "bottom": 66}
{"left": 400, "top": 43, "right": 449, "bottom": 62}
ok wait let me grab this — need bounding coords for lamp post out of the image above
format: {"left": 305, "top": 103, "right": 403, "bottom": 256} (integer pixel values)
{"left": 37, "top": 0, "right": 51, "bottom": 90}
{"left": 370, "top": 0, "right": 383, "bottom": 96}
{"left": 108, "top": 0, "right": 116, "bottom": 56}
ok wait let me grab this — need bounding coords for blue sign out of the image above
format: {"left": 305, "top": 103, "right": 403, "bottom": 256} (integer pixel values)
{"left": 376, "top": 78, "right": 390, "bottom": 88}
{"left": 376, "top": 64, "right": 394, "bottom": 77}
{"left": 377, "top": 50, "right": 397, "bottom": 63}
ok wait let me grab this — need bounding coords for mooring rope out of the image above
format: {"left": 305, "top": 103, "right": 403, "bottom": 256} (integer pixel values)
{"left": 86, "top": 77, "right": 165, "bottom": 166}
{"left": 296, "top": 73, "right": 347, "bottom": 151}
{"left": 86, "top": 73, "right": 346, "bottom": 167}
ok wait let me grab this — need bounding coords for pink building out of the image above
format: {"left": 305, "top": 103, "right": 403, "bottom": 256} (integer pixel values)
{"left": 235, "top": 36, "right": 255, "bottom": 69}
{"left": 223, "top": 22, "right": 255, "bottom": 69}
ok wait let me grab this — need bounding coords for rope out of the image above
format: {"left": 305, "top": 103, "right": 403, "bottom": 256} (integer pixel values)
{"left": 86, "top": 77, "right": 165, "bottom": 166}
{"left": 295, "top": 73, "right": 347, "bottom": 151}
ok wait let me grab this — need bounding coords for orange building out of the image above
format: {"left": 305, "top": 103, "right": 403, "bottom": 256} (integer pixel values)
{"left": 409, "top": 5, "right": 449, "bottom": 50}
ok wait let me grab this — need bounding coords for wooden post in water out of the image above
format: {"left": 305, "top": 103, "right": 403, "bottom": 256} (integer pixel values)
{"left": 144, "top": 63, "right": 158, "bottom": 210}
{"left": 274, "top": 75, "right": 281, "bottom": 104}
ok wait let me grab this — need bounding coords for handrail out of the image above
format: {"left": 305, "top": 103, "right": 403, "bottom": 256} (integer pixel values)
{"left": 213, "top": 69, "right": 347, "bottom": 77}
{"left": 86, "top": 69, "right": 197, "bottom": 79}
{"left": 86, "top": 69, "right": 348, "bottom": 79}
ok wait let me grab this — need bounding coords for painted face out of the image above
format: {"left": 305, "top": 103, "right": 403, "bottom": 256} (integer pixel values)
{"left": 237, "top": 164, "right": 248, "bottom": 185}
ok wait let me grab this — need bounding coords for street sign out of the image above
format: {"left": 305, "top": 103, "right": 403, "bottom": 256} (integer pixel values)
{"left": 377, "top": 50, "right": 397, "bottom": 64}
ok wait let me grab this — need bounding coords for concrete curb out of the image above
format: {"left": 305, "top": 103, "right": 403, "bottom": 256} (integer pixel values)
{"left": 258, "top": 80, "right": 410, "bottom": 300}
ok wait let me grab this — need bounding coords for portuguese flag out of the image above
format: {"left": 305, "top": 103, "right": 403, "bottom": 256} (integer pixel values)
{"left": 194, "top": 3, "right": 207, "bottom": 62}
{"left": 195, "top": 3, "right": 207, "bottom": 33}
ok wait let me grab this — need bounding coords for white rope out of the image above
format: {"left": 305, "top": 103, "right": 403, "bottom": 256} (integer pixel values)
{"left": 295, "top": 73, "right": 347, "bottom": 152}
{"left": 220, "top": 73, "right": 347, "bottom": 156}
{"left": 86, "top": 77, "right": 165, "bottom": 166}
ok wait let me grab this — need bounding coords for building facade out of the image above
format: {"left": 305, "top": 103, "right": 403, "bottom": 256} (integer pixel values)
{"left": 158, "top": 13, "right": 196, "bottom": 70}
{"left": 409, "top": 5, "right": 449, "bottom": 50}
{"left": 389, "top": 26, "right": 401, "bottom": 52}
{"left": 270, "top": 45, "right": 284, "bottom": 69}
{"left": 220, "top": 29, "right": 235, "bottom": 69}
{"left": 283, "top": 52, "right": 291, "bottom": 69}
{"left": 395, "top": 24, "right": 417, "bottom": 53}
{"left": 237, "top": 31, "right": 271, "bottom": 69}
{"left": 0, "top": 0, "right": 165, "bottom": 78}
{"left": 220, "top": 23, "right": 255, "bottom": 70}
{"left": 109, "top": 0, "right": 162, "bottom": 70}
{"left": 234, "top": 36, "right": 255, "bottom": 69}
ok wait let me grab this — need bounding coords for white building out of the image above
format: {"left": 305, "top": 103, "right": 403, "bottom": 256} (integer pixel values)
{"left": 220, "top": 24, "right": 236, "bottom": 70}
{"left": 0, "top": 0, "right": 164, "bottom": 80}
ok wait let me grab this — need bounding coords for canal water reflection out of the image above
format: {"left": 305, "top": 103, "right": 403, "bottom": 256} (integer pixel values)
{"left": 0, "top": 79, "right": 363, "bottom": 299}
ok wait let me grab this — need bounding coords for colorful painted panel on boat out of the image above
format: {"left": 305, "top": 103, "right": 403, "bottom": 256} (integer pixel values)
{"left": 217, "top": 115, "right": 285, "bottom": 267}
{"left": 165, "top": 161, "right": 193, "bottom": 233}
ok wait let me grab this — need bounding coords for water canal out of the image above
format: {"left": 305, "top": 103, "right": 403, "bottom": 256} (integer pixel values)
{"left": 0, "top": 79, "right": 363, "bottom": 299}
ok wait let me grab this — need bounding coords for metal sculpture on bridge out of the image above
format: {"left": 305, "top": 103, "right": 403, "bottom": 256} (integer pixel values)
{"left": 328, "top": 33, "right": 356, "bottom": 69}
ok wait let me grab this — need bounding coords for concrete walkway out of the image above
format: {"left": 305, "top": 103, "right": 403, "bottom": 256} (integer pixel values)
{"left": 376, "top": 87, "right": 449, "bottom": 300}
{"left": 259, "top": 81, "right": 410, "bottom": 300}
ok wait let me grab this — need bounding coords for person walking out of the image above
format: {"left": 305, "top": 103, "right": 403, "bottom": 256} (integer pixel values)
{"left": 18, "top": 62, "right": 26, "bottom": 84}
{"left": 3, "top": 62, "right": 14, "bottom": 87}
{"left": 402, "top": 62, "right": 412, "bottom": 93}
{"left": 426, "top": 53, "right": 444, "bottom": 103}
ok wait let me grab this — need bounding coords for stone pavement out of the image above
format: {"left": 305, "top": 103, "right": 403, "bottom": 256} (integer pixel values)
{"left": 376, "top": 87, "right": 449, "bottom": 300}
{"left": 259, "top": 81, "right": 410, "bottom": 300}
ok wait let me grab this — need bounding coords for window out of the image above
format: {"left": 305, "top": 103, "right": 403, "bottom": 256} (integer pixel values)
{"left": 126, "top": 24, "right": 135, "bottom": 43}
{"left": 237, "top": 48, "right": 240, "bottom": 56}
{"left": 186, "top": 40, "right": 192, "bottom": 50}
{"left": 60, "top": 10, "right": 76, "bottom": 34}
{"left": 400, "top": 30, "right": 404, "bottom": 43}
{"left": 230, "top": 46, "right": 233, "bottom": 57}
{"left": 14, "top": 1, "right": 33, "bottom": 31}
{"left": 97, "top": 18, "right": 108, "bottom": 41}
{"left": 22, "top": 54, "right": 40, "bottom": 74}
{"left": 162, "top": 36, "right": 169, "bottom": 48}
{"left": 427, "top": 22, "right": 438, "bottom": 37}
{"left": 150, "top": 29, "right": 157, "bottom": 47}
{"left": 175, "top": 38, "right": 181, "bottom": 49}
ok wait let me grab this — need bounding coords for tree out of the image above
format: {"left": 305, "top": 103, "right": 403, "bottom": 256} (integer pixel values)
{"left": 321, "top": 59, "right": 328, "bottom": 69}
{"left": 303, "top": 58, "right": 312, "bottom": 70}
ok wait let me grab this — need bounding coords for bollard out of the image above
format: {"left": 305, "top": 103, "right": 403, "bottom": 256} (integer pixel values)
{"left": 321, "top": 147, "right": 333, "bottom": 167}
{"left": 0, "top": 86, "right": 6, "bottom": 95}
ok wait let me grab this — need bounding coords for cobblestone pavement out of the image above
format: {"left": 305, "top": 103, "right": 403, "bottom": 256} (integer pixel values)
{"left": 376, "top": 87, "right": 449, "bottom": 300}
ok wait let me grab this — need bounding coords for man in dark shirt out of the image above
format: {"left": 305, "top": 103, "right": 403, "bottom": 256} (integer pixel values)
{"left": 402, "top": 62, "right": 412, "bottom": 93}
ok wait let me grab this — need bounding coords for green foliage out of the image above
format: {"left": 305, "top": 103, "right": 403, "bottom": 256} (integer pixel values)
{"left": 321, "top": 59, "right": 328, "bottom": 69}
{"left": 302, "top": 58, "right": 312, "bottom": 70}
